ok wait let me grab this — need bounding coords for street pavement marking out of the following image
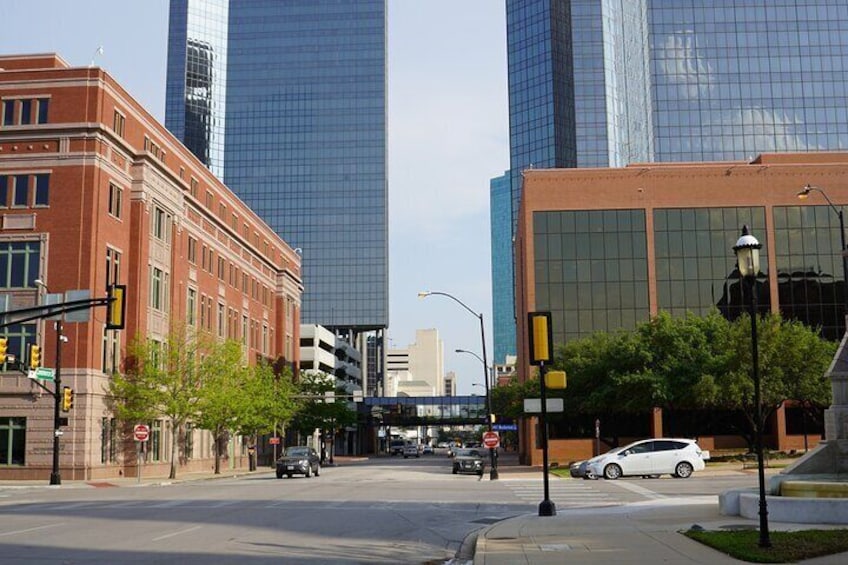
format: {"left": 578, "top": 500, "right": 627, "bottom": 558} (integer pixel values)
{"left": 501, "top": 480, "right": 615, "bottom": 507}
{"left": 148, "top": 500, "right": 191, "bottom": 508}
{"left": 0, "top": 522, "right": 66, "bottom": 537}
{"left": 604, "top": 479, "right": 666, "bottom": 499}
{"left": 151, "top": 525, "right": 202, "bottom": 542}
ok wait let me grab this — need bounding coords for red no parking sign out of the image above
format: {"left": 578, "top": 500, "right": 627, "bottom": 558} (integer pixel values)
{"left": 482, "top": 431, "right": 500, "bottom": 449}
{"left": 133, "top": 424, "right": 150, "bottom": 442}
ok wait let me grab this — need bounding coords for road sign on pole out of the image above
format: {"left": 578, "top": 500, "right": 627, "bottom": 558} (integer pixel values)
{"left": 133, "top": 424, "right": 150, "bottom": 442}
{"left": 482, "top": 431, "right": 500, "bottom": 449}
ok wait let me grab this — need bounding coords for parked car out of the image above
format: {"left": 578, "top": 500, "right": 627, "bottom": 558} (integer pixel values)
{"left": 586, "top": 438, "right": 709, "bottom": 480}
{"left": 389, "top": 439, "right": 406, "bottom": 456}
{"left": 452, "top": 448, "right": 485, "bottom": 476}
{"left": 569, "top": 459, "right": 597, "bottom": 479}
{"left": 403, "top": 444, "right": 420, "bottom": 458}
{"left": 422, "top": 444, "right": 434, "bottom": 455}
{"left": 276, "top": 446, "right": 320, "bottom": 479}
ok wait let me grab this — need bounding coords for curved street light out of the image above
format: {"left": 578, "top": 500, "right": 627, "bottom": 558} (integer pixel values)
{"left": 797, "top": 184, "right": 848, "bottom": 325}
{"left": 419, "top": 291, "right": 498, "bottom": 480}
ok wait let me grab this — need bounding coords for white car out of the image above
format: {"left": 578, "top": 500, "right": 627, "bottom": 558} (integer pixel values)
{"left": 586, "top": 438, "right": 709, "bottom": 480}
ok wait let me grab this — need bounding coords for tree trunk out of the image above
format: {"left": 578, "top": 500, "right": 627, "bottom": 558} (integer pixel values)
{"left": 214, "top": 427, "right": 223, "bottom": 475}
{"left": 169, "top": 420, "right": 179, "bottom": 479}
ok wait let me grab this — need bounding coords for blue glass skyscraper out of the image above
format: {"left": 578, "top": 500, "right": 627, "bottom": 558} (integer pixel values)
{"left": 490, "top": 172, "right": 514, "bottom": 365}
{"left": 166, "top": 0, "right": 388, "bottom": 331}
{"left": 495, "top": 0, "right": 848, "bottom": 361}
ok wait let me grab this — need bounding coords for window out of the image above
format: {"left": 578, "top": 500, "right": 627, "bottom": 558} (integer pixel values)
{"left": 12, "top": 175, "right": 28, "bottom": 207}
{"left": 1, "top": 323, "right": 36, "bottom": 371}
{"left": 152, "top": 206, "right": 171, "bottom": 243}
{"left": 217, "top": 256, "right": 225, "bottom": 280}
{"left": 201, "top": 244, "right": 208, "bottom": 271}
{"left": 102, "top": 326, "right": 119, "bottom": 374}
{"left": 36, "top": 99, "right": 49, "bottom": 124}
{"left": 231, "top": 213, "right": 238, "bottom": 231}
{"left": 34, "top": 174, "right": 49, "bottom": 206}
{"left": 149, "top": 420, "right": 162, "bottom": 461}
{"left": 184, "top": 423, "right": 194, "bottom": 460}
{"left": 205, "top": 190, "right": 213, "bottom": 209}
{"left": 190, "top": 177, "right": 198, "bottom": 198}
{"left": 105, "top": 247, "right": 121, "bottom": 287}
{"left": 187, "top": 236, "right": 197, "bottom": 264}
{"left": 2, "top": 100, "right": 13, "bottom": 126}
{"left": 113, "top": 110, "right": 125, "bottom": 137}
{"left": 150, "top": 266, "right": 163, "bottom": 310}
{"left": 242, "top": 314, "right": 249, "bottom": 346}
{"left": 0, "top": 176, "right": 7, "bottom": 207}
{"left": 0, "top": 241, "right": 41, "bottom": 288}
{"left": 20, "top": 99, "right": 31, "bottom": 124}
{"left": 218, "top": 203, "right": 226, "bottom": 219}
{"left": 108, "top": 183, "right": 122, "bottom": 218}
{"left": 144, "top": 136, "right": 164, "bottom": 161}
{"left": 200, "top": 294, "right": 208, "bottom": 329}
{"left": 218, "top": 303, "right": 226, "bottom": 337}
{"left": 187, "top": 287, "right": 197, "bottom": 326}
{"left": 0, "top": 417, "right": 26, "bottom": 466}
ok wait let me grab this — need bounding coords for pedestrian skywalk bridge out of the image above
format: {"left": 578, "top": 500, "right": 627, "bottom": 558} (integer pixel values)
{"left": 499, "top": 479, "right": 618, "bottom": 508}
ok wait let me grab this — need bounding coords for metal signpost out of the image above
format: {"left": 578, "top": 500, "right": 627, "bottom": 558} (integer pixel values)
{"left": 134, "top": 424, "right": 150, "bottom": 484}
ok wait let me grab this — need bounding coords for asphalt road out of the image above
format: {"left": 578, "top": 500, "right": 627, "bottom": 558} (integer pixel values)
{"left": 0, "top": 452, "right": 759, "bottom": 564}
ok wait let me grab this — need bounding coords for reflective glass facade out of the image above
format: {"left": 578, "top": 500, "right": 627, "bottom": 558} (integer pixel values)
{"left": 654, "top": 207, "right": 768, "bottom": 320}
{"left": 490, "top": 172, "right": 515, "bottom": 364}
{"left": 533, "top": 210, "right": 649, "bottom": 343}
{"left": 166, "top": 0, "right": 388, "bottom": 330}
{"left": 165, "top": 0, "right": 229, "bottom": 178}
{"left": 775, "top": 205, "right": 845, "bottom": 340}
{"left": 650, "top": 1, "right": 848, "bottom": 162}
{"left": 502, "top": 0, "right": 848, "bottom": 352}
{"left": 361, "top": 396, "right": 486, "bottom": 426}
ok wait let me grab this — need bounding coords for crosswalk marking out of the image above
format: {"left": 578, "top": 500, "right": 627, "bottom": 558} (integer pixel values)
{"left": 500, "top": 479, "right": 616, "bottom": 507}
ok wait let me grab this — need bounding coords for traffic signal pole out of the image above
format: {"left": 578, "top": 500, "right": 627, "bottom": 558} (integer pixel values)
{"left": 49, "top": 320, "right": 63, "bottom": 485}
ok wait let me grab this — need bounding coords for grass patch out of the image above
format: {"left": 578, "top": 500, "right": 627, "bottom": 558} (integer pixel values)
{"left": 685, "top": 528, "right": 848, "bottom": 563}
{"left": 550, "top": 468, "right": 570, "bottom": 478}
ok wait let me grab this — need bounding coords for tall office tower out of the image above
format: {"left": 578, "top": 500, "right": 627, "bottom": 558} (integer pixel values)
{"left": 495, "top": 0, "right": 848, "bottom": 358}
{"left": 490, "top": 172, "right": 514, "bottom": 365}
{"left": 166, "top": 1, "right": 388, "bottom": 342}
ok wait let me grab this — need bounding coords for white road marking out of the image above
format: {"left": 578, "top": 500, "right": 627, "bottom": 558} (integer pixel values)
{"left": 151, "top": 525, "right": 202, "bottom": 541}
{"left": 0, "top": 522, "right": 66, "bottom": 537}
{"left": 605, "top": 480, "right": 666, "bottom": 499}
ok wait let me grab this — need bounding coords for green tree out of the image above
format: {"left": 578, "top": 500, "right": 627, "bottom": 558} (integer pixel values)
{"left": 110, "top": 325, "right": 210, "bottom": 479}
{"left": 291, "top": 372, "right": 358, "bottom": 456}
{"left": 194, "top": 339, "right": 247, "bottom": 474}
{"left": 234, "top": 361, "right": 299, "bottom": 464}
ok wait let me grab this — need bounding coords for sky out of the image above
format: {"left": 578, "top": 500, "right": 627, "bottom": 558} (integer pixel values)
{"left": 0, "top": 0, "right": 509, "bottom": 395}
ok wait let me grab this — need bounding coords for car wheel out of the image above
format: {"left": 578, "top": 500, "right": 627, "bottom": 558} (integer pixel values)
{"left": 603, "top": 463, "right": 622, "bottom": 480}
{"left": 315, "top": 465, "right": 320, "bottom": 477}
{"left": 675, "top": 461, "right": 694, "bottom": 479}
{"left": 306, "top": 466, "right": 312, "bottom": 478}
{"left": 452, "top": 467, "right": 458, "bottom": 474}
{"left": 276, "top": 471, "right": 283, "bottom": 479}
{"left": 287, "top": 474, "right": 293, "bottom": 478}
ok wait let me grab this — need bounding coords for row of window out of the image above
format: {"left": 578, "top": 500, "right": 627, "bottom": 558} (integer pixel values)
{"left": 187, "top": 287, "right": 272, "bottom": 355}
{"left": 187, "top": 234, "right": 273, "bottom": 307}
{"left": 2, "top": 97, "right": 49, "bottom": 127}
{"left": 0, "top": 174, "right": 49, "bottom": 208}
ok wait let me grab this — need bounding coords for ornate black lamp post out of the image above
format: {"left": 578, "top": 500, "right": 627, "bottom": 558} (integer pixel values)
{"left": 733, "top": 226, "right": 771, "bottom": 548}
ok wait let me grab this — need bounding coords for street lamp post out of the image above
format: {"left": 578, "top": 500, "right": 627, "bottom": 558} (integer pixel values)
{"left": 35, "top": 278, "right": 63, "bottom": 485}
{"left": 733, "top": 226, "right": 771, "bottom": 548}
{"left": 419, "top": 291, "right": 498, "bottom": 480}
{"left": 797, "top": 184, "right": 848, "bottom": 322}
{"left": 456, "top": 348, "right": 497, "bottom": 461}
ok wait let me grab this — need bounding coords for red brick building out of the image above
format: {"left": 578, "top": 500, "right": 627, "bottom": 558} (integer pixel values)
{"left": 0, "top": 54, "right": 302, "bottom": 480}
{"left": 515, "top": 153, "right": 848, "bottom": 466}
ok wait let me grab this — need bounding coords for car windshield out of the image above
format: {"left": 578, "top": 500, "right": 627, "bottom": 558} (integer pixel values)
{"left": 284, "top": 447, "right": 309, "bottom": 457}
{"left": 455, "top": 449, "right": 481, "bottom": 458}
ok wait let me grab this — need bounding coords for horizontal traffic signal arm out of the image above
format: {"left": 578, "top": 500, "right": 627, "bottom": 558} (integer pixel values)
{"left": 0, "top": 297, "right": 112, "bottom": 329}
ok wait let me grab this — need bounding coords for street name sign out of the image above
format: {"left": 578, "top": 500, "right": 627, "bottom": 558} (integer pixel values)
{"left": 523, "top": 398, "right": 564, "bottom": 413}
{"left": 27, "top": 367, "right": 55, "bottom": 381}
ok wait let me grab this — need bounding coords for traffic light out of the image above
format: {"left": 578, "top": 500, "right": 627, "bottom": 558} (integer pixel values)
{"left": 0, "top": 337, "right": 7, "bottom": 361}
{"left": 29, "top": 344, "right": 41, "bottom": 369}
{"left": 62, "top": 387, "right": 74, "bottom": 411}
{"left": 106, "top": 284, "right": 126, "bottom": 330}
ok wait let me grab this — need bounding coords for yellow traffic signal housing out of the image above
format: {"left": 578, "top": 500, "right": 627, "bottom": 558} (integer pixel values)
{"left": 0, "top": 337, "right": 7, "bottom": 360}
{"left": 29, "top": 344, "right": 41, "bottom": 369}
{"left": 528, "top": 311, "right": 553, "bottom": 365}
{"left": 62, "top": 387, "right": 74, "bottom": 411}
{"left": 545, "top": 370, "right": 567, "bottom": 390}
{"left": 106, "top": 284, "right": 126, "bottom": 330}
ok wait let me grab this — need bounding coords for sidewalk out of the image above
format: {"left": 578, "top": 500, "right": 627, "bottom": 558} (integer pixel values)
{"left": 472, "top": 452, "right": 848, "bottom": 564}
